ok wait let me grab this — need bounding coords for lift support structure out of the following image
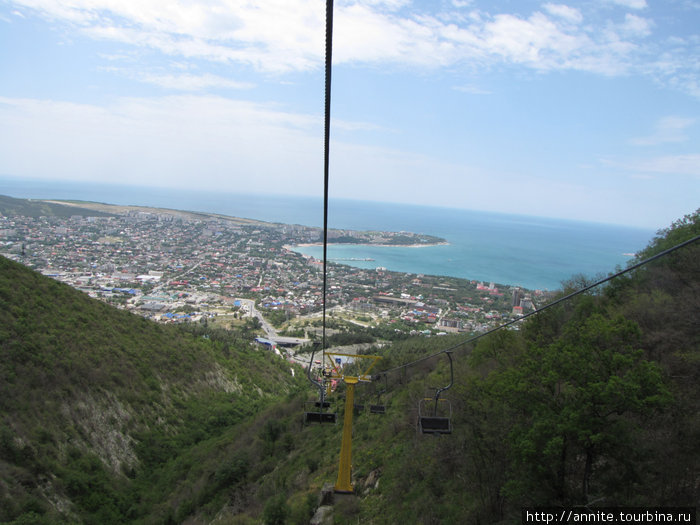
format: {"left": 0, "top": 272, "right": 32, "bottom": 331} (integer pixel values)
{"left": 324, "top": 352, "right": 382, "bottom": 493}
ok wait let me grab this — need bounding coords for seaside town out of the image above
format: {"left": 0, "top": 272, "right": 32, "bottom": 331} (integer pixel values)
{"left": 0, "top": 198, "right": 548, "bottom": 348}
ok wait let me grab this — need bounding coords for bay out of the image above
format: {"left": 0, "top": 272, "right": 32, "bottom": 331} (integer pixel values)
{"left": 0, "top": 176, "right": 654, "bottom": 290}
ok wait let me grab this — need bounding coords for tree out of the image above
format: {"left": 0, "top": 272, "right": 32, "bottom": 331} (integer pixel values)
{"left": 491, "top": 304, "right": 670, "bottom": 505}
{"left": 633, "top": 209, "right": 699, "bottom": 263}
{"left": 263, "top": 493, "right": 289, "bottom": 525}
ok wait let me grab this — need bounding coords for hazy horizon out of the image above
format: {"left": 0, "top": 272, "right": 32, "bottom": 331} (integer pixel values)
{"left": 0, "top": 175, "right": 660, "bottom": 232}
{"left": 1, "top": 0, "right": 698, "bottom": 230}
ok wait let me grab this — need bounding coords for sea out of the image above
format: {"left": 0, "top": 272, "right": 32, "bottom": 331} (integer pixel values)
{"left": 1, "top": 177, "right": 654, "bottom": 291}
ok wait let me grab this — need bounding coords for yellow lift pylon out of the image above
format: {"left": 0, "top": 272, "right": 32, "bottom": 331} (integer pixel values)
{"left": 324, "top": 352, "right": 382, "bottom": 494}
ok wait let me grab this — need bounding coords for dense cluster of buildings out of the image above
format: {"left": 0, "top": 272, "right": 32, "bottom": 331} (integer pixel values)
{"left": 1, "top": 204, "right": 543, "bottom": 336}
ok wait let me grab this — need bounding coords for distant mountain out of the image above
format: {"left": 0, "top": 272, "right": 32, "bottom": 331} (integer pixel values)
{"left": 0, "top": 194, "right": 114, "bottom": 218}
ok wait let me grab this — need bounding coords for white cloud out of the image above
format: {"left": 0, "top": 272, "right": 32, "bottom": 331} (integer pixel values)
{"left": 619, "top": 13, "right": 652, "bottom": 37}
{"left": 334, "top": 4, "right": 658, "bottom": 77}
{"left": 480, "top": 12, "right": 587, "bottom": 67}
{"left": 630, "top": 116, "right": 696, "bottom": 146}
{"left": 0, "top": 1, "right": 658, "bottom": 74}
{"left": 331, "top": 118, "right": 389, "bottom": 132}
{"left": 452, "top": 84, "right": 492, "bottom": 94}
{"left": 359, "top": 0, "right": 411, "bottom": 9}
{"left": 605, "top": 0, "right": 648, "bottom": 9}
{"left": 11, "top": 0, "right": 326, "bottom": 72}
{"left": 603, "top": 153, "right": 700, "bottom": 177}
{"left": 0, "top": 95, "right": 322, "bottom": 193}
{"left": 543, "top": 4, "right": 583, "bottom": 24}
{"left": 635, "top": 154, "right": 700, "bottom": 176}
{"left": 133, "top": 72, "right": 254, "bottom": 91}
{"left": 5, "top": 0, "right": 700, "bottom": 98}
{"left": 0, "top": 94, "right": 401, "bottom": 197}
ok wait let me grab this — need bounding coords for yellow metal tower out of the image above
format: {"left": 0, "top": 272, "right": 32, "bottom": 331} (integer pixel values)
{"left": 324, "top": 352, "right": 381, "bottom": 493}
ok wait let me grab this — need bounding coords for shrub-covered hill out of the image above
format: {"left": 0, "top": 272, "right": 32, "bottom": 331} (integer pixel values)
{"left": 0, "top": 255, "right": 306, "bottom": 523}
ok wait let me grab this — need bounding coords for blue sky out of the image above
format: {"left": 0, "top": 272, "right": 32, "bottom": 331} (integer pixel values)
{"left": 0, "top": 0, "right": 698, "bottom": 229}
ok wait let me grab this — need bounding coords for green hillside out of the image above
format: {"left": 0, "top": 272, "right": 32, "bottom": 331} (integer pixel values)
{"left": 1, "top": 210, "right": 698, "bottom": 525}
{"left": 0, "top": 255, "right": 306, "bottom": 524}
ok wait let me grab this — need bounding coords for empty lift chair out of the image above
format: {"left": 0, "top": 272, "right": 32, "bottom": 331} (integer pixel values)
{"left": 418, "top": 351, "right": 454, "bottom": 435}
{"left": 304, "top": 398, "right": 336, "bottom": 424}
{"left": 369, "top": 374, "right": 387, "bottom": 414}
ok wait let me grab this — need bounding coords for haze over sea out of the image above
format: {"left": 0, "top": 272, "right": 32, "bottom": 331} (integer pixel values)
{"left": 1, "top": 177, "right": 654, "bottom": 291}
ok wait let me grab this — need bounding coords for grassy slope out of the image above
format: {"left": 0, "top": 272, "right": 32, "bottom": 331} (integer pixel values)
{"left": 0, "top": 255, "right": 305, "bottom": 523}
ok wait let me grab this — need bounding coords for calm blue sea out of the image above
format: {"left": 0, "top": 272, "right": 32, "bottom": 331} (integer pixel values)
{"left": 1, "top": 177, "right": 654, "bottom": 290}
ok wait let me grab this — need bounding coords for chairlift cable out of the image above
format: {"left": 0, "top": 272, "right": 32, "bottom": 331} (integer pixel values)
{"left": 378, "top": 233, "right": 700, "bottom": 378}
{"left": 306, "top": 0, "right": 334, "bottom": 401}
{"left": 306, "top": 0, "right": 699, "bottom": 414}
{"left": 322, "top": 0, "right": 334, "bottom": 365}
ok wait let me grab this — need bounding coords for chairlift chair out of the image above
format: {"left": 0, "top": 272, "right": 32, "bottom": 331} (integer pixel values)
{"left": 369, "top": 403, "right": 386, "bottom": 415}
{"left": 369, "top": 373, "right": 388, "bottom": 414}
{"left": 417, "top": 351, "right": 454, "bottom": 435}
{"left": 418, "top": 397, "right": 452, "bottom": 434}
{"left": 304, "top": 400, "right": 336, "bottom": 424}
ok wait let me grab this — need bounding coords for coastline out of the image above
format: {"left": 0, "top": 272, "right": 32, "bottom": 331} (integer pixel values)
{"left": 41, "top": 199, "right": 447, "bottom": 247}
{"left": 290, "top": 241, "right": 450, "bottom": 249}
{"left": 0, "top": 188, "right": 652, "bottom": 291}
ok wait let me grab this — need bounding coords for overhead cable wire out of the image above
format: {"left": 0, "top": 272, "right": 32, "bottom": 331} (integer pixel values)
{"left": 378, "top": 233, "right": 700, "bottom": 378}
{"left": 306, "top": 0, "right": 334, "bottom": 395}
{"left": 322, "top": 0, "right": 334, "bottom": 364}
